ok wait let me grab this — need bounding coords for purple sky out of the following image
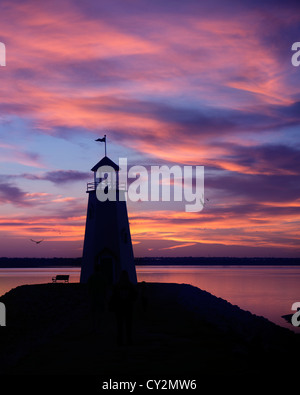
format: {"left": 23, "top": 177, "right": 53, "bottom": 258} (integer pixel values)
{"left": 0, "top": 0, "right": 299, "bottom": 258}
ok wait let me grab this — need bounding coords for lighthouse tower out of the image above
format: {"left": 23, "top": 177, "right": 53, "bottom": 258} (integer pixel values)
{"left": 80, "top": 146, "right": 137, "bottom": 285}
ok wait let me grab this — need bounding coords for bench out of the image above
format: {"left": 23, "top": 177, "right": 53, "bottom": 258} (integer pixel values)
{"left": 52, "top": 275, "right": 69, "bottom": 283}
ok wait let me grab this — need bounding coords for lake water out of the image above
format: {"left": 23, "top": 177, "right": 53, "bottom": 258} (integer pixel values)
{"left": 0, "top": 265, "right": 299, "bottom": 333}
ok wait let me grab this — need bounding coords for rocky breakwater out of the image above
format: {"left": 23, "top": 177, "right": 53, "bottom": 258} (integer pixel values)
{"left": 0, "top": 282, "right": 298, "bottom": 382}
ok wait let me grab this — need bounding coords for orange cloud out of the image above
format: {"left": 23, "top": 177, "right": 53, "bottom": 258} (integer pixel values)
{"left": 129, "top": 205, "right": 300, "bottom": 251}
{"left": 159, "top": 242, "right": 197, "bottom": 251}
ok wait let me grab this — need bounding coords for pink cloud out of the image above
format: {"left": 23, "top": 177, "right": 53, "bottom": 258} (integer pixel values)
{"left": 0, "top": 144, "right": 44, "bottom": 168}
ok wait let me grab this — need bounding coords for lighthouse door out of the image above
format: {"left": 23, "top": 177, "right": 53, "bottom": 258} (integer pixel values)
{"left": 95, "top": 248, "right": 116, "bottom": 284}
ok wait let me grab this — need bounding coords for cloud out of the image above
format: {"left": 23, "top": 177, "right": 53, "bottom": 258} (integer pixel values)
{"left": 159, "top": 242, "right": 197, "bottom": 251}
{"left": 129, "top": 199, "right": 300, "bottom": 253}
{"left": 0, "top": 144, "right": 44, "bottom": 168}
{"left": 23, "top": 170, "right": 89, "bottom": 184}
{"left": 0, "top": 173, "right": 87, "bottom": 208}
{"left": 0, "top": 182, "right": 30, "bottom": 206}
{"left": 206, "top": 170, "right": 300, "bottom": 203}
{"left": 0, "top": 0, "right": 298, "bottom": 181}
{"left": 0, "top": 0, "right": 299, "bottom": 136}
{"left": 207, "top": 143, "right": 300, "bottom": 175}
{"left": 0, "top": 212, "right": 86, "bottom": 243}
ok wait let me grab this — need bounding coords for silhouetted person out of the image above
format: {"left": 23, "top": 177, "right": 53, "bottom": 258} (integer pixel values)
{"left": 87, "top": 264, "right": 109, "bottom": 333}
{"left": 110, "top": 270, "right": 137, "bottom": 346}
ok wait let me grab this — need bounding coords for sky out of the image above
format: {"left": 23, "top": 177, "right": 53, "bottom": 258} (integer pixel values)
{"left": 0, "top": 0, "right": 299, "bottom": 258}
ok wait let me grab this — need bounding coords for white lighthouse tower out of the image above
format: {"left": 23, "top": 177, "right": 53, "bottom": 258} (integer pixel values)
{"left": 80, "top": 139, "right": 137, "bottom": 285}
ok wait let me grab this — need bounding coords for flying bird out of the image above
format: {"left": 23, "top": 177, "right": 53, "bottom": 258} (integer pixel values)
{"left": 30, "top": 239, "right": 44, "bottom": 244}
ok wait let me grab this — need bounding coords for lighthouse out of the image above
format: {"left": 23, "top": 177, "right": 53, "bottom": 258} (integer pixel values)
{"left": 80, "top": 139, "right": 137, "bottom": 285}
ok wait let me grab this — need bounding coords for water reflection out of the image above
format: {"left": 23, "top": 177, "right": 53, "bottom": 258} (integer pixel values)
{"left": 137, "top": 265, "right": 300, "bottom": 333}
{"left": 0, "top": 265, "right": 299, "bottom": 332}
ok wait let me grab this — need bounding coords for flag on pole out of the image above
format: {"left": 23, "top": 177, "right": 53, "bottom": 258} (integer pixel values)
{"left": 95, "top": 136, "right": 106, "bottom": 142}
{"left": 95, "top": 135, "right": 107, "bottom": 156}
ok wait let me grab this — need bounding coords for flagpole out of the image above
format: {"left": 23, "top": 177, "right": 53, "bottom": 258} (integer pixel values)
{"left": 95, "top": 135, "right": 107, "bottom": 156}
